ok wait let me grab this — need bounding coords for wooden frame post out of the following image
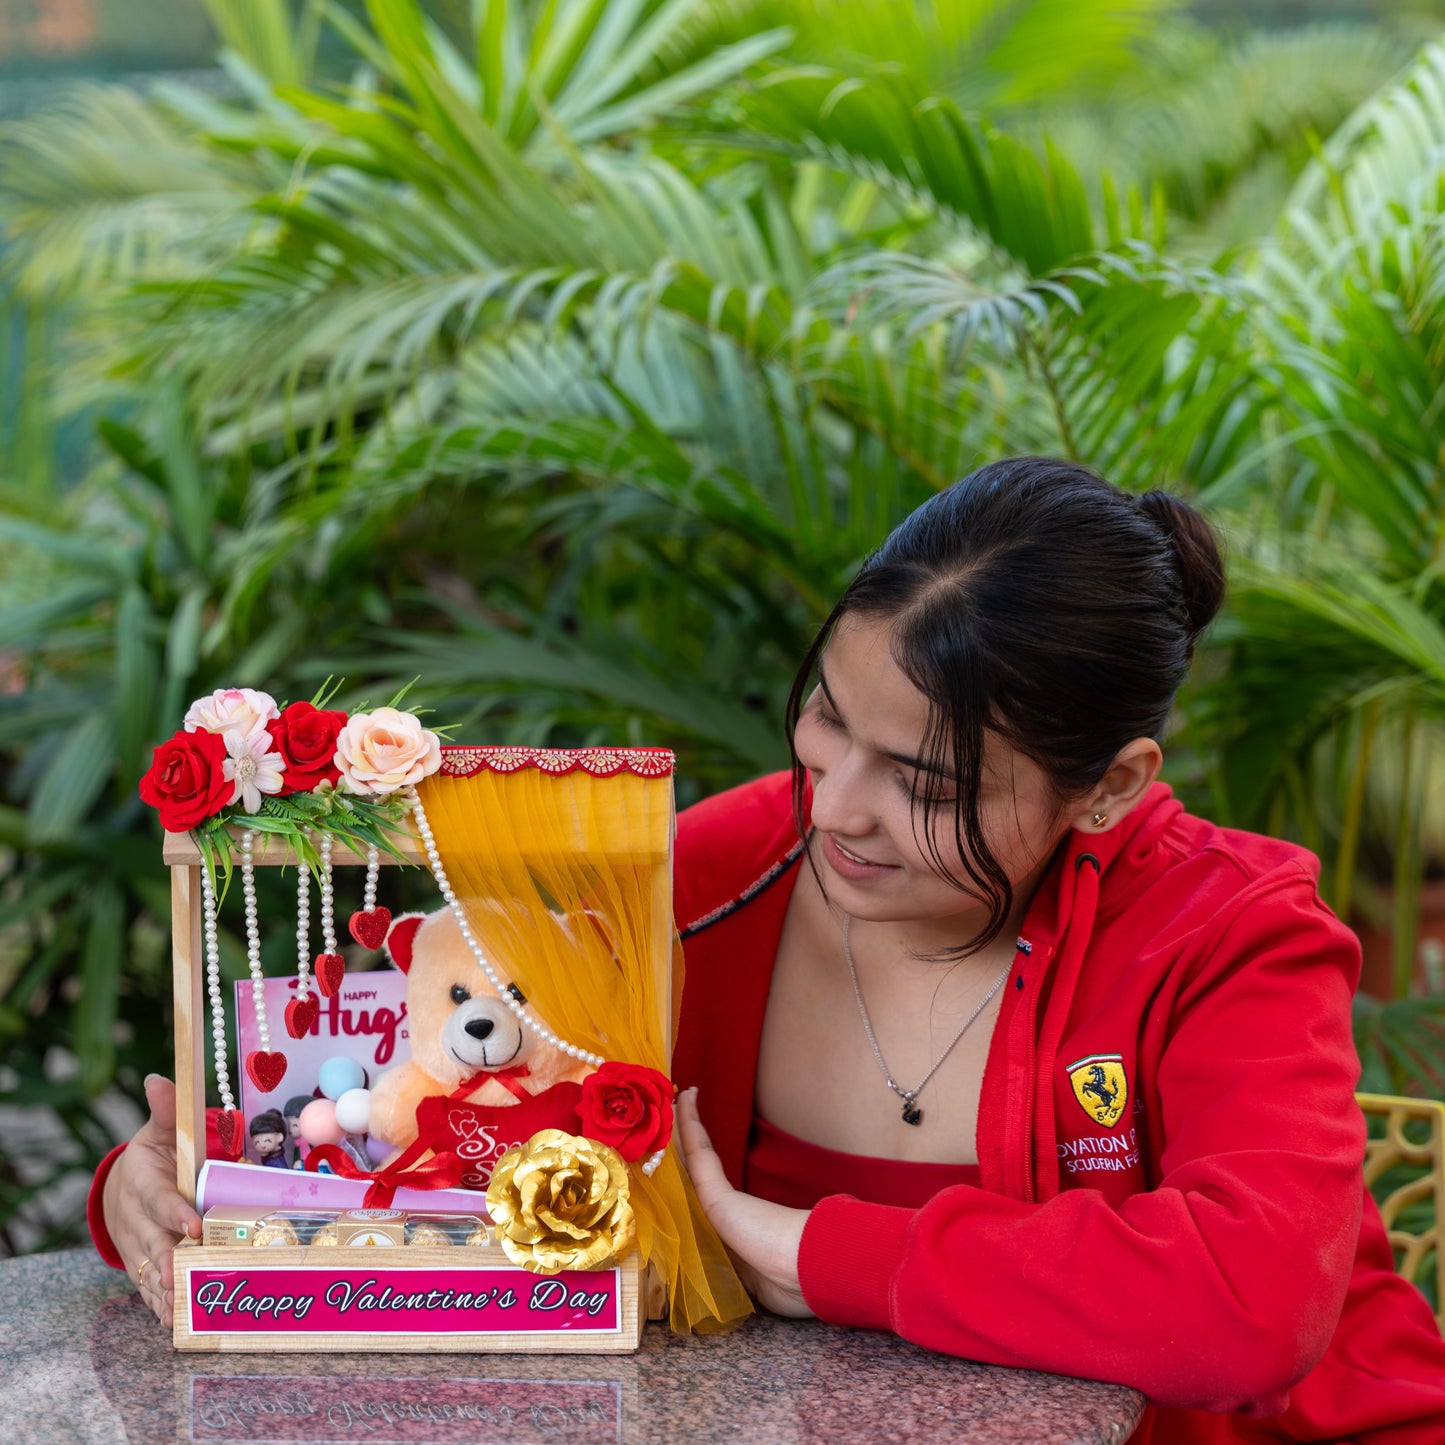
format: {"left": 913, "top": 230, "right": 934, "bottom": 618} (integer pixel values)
{"left": 171, "top": 862, "right": 205, "bottom": 1207}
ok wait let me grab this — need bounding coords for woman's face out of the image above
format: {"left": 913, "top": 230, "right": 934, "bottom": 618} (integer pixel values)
{"left": 793, "top": 615, "right": 1072, "bottom": 935}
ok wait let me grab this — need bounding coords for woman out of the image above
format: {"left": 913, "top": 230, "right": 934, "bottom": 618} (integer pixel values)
{"left": 93, "top": 459, "right": 1445, "bottom": 1442}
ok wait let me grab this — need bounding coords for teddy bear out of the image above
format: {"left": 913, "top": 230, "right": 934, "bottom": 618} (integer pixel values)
{"left": 365, "top": 906, "right": 594, "bottom": 1191}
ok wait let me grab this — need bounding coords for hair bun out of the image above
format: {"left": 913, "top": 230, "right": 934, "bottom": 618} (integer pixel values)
{"left": 1136, "top": 490, "right": 1225, "bottom": 640}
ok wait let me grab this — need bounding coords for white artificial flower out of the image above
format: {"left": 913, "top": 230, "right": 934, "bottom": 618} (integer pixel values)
{"left": 184, "top": 687, "right": 279, "bottom": 741}
{"left": 221, "top": 728, "right": 286, "bottom": 814}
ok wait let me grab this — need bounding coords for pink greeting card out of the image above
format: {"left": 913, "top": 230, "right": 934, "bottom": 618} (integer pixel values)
{"left": 234, "top": 972, "right": 410, "bottom": 1166}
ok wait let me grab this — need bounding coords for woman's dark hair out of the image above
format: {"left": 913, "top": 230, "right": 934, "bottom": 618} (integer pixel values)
{"left": 784, "top": 456, "right": 1225, "bottom": 954}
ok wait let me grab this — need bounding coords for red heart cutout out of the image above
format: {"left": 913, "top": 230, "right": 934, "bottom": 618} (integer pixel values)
{"left": 285, "top": 995, "right": 319, "bottom": 1038}
{"left": 315, "top": 952, "right": 346, "bottom": 998}
{"left": 216, "top": 1108, "right": 246, "bottom": 1161}
{"left": 245, "top": 1049, "right": 288, "bottom": 1094}
{"left": 348, "top": 906, "right": 392, "bottom": 951}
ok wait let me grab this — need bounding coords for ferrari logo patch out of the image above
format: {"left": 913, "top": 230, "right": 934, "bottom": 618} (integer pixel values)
{"left": 1067, "top": 1054, "right": 1129, "bottom": 1128}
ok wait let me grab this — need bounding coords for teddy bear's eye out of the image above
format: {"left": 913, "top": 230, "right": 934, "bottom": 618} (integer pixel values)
{"left": 450, "top": 984, "right": 471, "bottom": 1005}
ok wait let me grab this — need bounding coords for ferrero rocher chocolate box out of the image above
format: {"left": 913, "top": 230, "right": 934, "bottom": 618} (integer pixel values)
{"left": 201, "top": 1207, "right": 495, "bottom": 1250}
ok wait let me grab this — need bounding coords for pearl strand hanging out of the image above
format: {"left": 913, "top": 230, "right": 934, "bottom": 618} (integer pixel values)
{"left": 318, "top": 830, "right": 337, "bottom": 957}
{"left": 406, "top": 789, "right": 604, "bottom": 1070}
{"left": 362, "top": 843, "right": 379, "bottom": 912}
{"left": 240, "top": 830, "right": 272, "bottom": 1053}
{"left": 200, "top": 861, "right": 237, "bottom": 1115}
{"left": 295, "top": 833, "right": 311, "bottom": 1002}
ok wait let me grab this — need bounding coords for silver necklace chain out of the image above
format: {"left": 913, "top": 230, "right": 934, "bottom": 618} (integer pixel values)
{"left": 842, "top": 913, "right": 1012, "bottom": 1126}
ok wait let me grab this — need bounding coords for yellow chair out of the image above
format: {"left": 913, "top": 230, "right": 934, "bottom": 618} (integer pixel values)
{"left": 1357, "top": 1092, "right": 1445, "bottom": 1335}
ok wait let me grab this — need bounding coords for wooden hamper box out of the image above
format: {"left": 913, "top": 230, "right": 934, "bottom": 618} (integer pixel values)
{"left": 165, "top": 746, "right": 676, "bottom": 1353}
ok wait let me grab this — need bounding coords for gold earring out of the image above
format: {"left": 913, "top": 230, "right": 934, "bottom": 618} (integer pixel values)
{"left": 1092, "top": 811, "right": 1108, "bottom": 828}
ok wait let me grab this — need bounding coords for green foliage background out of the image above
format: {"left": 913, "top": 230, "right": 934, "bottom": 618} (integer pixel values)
{"left": 4, "top": 0, "right": 1445, "bottom": 1268}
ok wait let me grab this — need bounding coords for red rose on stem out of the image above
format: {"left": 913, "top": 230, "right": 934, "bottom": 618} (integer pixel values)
{"left": 577, "top": 1062, "right": 675, "bottom": 1162}
{"left": 266, "top": 701, "right": 348, "bottom": 793}
{"left": 138, "top": 729, "right": 232, "bottom": 831}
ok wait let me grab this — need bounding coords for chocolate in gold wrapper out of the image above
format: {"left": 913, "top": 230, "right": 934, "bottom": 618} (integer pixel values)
{"left": 308, "top": 1223, "right": 339, "bottom": 1247}
{"left": 486, "top": 1129, "right": 635, "bottom": 1273}
{"left": 465, "top": 1223, "right": 493, "bottom": 1248}
{"left": 406, "top": 1213, "right": 488, "bottom": 1247}
{"left": 288, "top": 1213, "right": 340, "bottom": 1245}
{"left": 405, "top": 1221, "right": 454, "bottom": 1248}
{"left": 251, "top": 1220, "right": 300, "bottom": 1247}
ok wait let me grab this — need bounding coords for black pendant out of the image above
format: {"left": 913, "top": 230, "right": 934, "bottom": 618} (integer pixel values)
{"left": 901, "top": 1100, "right": 923, "bottom": 1126}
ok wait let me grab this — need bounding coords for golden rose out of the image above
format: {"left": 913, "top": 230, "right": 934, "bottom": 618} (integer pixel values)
{"left": 485, "top": 1129, "right": 636, "bottom": 1274}
{"left": 334, "top": 707, "right": 442, "bottom": 797}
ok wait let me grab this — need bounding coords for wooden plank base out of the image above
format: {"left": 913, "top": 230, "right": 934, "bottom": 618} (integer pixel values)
{"left": 173, "top": 1243, "right": 642, "bottom": 1354}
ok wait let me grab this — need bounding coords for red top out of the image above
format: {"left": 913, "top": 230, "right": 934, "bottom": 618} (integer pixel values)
{"left": 744, "top": 1113, "right": 981, "bottom": 1210}
{"left": 672, "top": 774, "right": 1445, "bottom": 1445}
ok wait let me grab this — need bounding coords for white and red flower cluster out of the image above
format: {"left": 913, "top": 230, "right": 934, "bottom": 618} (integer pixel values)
{"left": 139, "top": 687, "right": 442, "bottom": 832}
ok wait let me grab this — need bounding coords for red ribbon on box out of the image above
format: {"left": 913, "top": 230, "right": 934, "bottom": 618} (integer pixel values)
{"left": 305, "top": 1142, "right": 466, "bottom": 1209}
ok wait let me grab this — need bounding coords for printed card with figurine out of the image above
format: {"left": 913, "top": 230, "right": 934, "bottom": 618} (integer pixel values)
{"left": 235, "top": 974, "right": 410, "bottom": 1169}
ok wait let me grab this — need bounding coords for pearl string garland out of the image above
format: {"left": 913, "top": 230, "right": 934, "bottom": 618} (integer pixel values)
{"left": 200, "top": 861, "right": 237, "bottom": 1114}
{"left": 318, "top": 831, "right": 337, "bottom": 957}
{"left": 405, "top": 789, "right": 606, "bottom": 1070}
{"left": 295, "top": 833, "right": 311, "bottom": 1001}
{"left": 240, "top": 830, "right": 272, "bottom": 1052}
{"left": 362, "top": 842, "right": 380, "bottom": 913}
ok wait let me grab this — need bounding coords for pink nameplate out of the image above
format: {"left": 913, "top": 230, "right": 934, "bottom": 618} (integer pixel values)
{"left": 187, "top": 1266, "right": 621, "bottom": 1334}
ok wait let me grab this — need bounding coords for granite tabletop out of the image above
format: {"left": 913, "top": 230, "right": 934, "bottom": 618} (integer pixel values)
{"left": 2, "top": 1250, "right": 1145, "bottom": 1444}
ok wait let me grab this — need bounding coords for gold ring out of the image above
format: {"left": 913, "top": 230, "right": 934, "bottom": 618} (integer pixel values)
{"left": 137, "top": 1257, "right": 151, "bottom": 1288}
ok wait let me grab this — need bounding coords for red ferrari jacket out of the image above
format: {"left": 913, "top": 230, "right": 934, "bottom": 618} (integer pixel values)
{"left": 672, "top": 773, "right": 1445, "bottom": 1444}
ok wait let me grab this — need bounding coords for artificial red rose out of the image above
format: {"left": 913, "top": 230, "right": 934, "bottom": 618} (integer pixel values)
{"left": 138, "top": 729, "right": 232, "bottom": 831}
{"left": 577, "top": 1062, "right": 675, "bottom": 1162}
{"left": 266, "top": 701, "right": 348, "bottom": 793}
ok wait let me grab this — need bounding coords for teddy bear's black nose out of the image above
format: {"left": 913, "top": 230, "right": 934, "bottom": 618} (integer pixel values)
{"left": 464, "top": 1018, "right": 495, "bottom": 1040}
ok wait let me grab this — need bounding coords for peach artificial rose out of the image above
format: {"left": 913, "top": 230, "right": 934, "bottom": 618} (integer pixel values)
{"left": 334, "top": 706, "right": 442, "bottom": 796}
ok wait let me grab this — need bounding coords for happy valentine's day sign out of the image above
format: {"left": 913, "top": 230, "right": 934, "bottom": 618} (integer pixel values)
{"left": 188, "top": 1266, "right": 621, "bottom": 1334}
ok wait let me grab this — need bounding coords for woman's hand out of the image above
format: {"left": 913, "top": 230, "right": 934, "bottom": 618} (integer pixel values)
{"left": 101, "top": 1075, "right": 202, "bottom": 1325}
{"left": 676, "top": 1088, "right": 813, "bottom": 1318}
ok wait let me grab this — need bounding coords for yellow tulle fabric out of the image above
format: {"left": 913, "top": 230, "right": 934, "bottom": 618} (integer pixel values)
{"left": 417, "top": 766, "right": 753, "bottom": 1333}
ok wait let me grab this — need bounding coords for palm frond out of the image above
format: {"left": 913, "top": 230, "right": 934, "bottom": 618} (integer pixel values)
{"left": 679, "top": 64, "right": 1105, "bottom": 274}
{"left": 1286, "top": 38, "right": 1445, "bottom": 250}
{"left": 1097, "top": 23, "right": 1409, "bottom": 228}
{"left": 0, "top": 87, "right": 267, "bottom": 301}
{"left": 674, "top": 0, "right": 1172, "bottom": 111}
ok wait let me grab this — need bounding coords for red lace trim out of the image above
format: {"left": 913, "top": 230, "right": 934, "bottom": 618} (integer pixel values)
{"left": 438, "top": 745, "right": 675, "bottom": 779}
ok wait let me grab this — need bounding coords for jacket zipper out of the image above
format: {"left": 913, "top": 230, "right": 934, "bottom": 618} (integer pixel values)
{"left": 1020, "top": 959, "right": 1042, "bottom": 1205}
